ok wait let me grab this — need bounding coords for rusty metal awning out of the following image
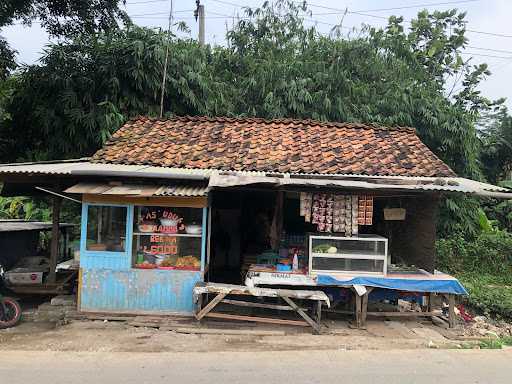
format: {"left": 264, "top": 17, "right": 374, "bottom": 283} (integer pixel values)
{"left": 208, "top": 173, "right": 512, "bottom": 199}
{"left": 64, "top": 182, "right": 207, "bottom": 197}
{"left": 0, "top": 220, "right": 75, "bottom": 232}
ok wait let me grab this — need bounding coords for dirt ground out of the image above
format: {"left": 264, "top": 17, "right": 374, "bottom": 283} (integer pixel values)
{"left": 1, "top": 296, "right": 507, "bottom": 353}
{"left": 0, "top": 315, "right": 478, "bottom": 353}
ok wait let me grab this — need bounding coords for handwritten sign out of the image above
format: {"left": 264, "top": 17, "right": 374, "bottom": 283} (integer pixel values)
{"left": 142, "top": 236, "right": 178, "bottom": 255}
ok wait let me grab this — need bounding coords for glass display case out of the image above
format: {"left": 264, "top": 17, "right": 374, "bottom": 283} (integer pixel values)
{"left": 308, "top": 234, "right": 388, "bottom": 275}
{"left": 132, "top": 205, "right": 202, "bottom": 271}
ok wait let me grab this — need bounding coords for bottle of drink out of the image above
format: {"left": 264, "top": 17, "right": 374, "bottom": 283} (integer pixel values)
{"left": 292, "top": 251, "right": 299, "bottom": 271}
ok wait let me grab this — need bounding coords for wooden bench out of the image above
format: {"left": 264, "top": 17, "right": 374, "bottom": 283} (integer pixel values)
{"left": 193, "top": 282, "right": 330, "bottom": 334}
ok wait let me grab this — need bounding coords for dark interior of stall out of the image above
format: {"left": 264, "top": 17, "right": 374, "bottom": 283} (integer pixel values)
{"left": 207, "top": 189, "right": 438, "bottom": 284}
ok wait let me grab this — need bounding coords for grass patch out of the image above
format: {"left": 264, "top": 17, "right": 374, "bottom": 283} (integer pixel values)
{"left": 436, "top": 232, "right": 512, "bottom": 320}
{"left": 458, "top": 273, "right": 512, "bottom": 320}
{"left": 478, "top": 337, "right": 512, "bottom": 349}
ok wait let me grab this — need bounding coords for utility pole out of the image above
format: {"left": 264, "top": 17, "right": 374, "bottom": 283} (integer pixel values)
{"left": 159, "top": 0, "right": 173, "bottom": 118}
{"left": 194, "top": 0, "right": 205, "bottom": 46}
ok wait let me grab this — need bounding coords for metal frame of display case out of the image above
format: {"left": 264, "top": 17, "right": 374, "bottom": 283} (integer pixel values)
{"left": 308, "top": 234, "right": 388, "bottom": 276}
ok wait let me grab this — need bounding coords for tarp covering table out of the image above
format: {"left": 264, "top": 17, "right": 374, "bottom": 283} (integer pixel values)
{"left": 317, "top": 271, "right": 468, "bottom": 296}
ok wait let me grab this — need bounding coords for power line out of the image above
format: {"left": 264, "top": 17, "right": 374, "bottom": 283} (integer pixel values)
{"left": 303, "top": 1, "right": 512, "bottom": 39}
{"left": 209, "top": 0, "right": 246, "bottom": 8}
{"left": 468, "top": 46, "right": 512, "bottom": 55}
{"left": 131, "top": 10, "right": 193, "bottom": 17}
{"left": 465, "top": 29, "right": 512, "bottom": 38}
{"left": 461, "top": 52, "right": 512, "bottom": 59}
{"left": 126, "top": 0, "right": 169, "bottom": 4}
{"left": 354, "top": 0, "right": 479, "bottom": 13}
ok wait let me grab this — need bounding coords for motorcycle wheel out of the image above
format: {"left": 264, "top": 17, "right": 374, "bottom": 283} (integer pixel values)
{"left": 0, "top": 297, "right": 22, "bottom": 329}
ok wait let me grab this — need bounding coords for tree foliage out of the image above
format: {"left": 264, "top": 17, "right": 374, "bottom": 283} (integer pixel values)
{"left": 0, "top": 0, "right": 127, "bottom": 37}
{"left": 0, "top": 0, "right": 506, "bottom": 235}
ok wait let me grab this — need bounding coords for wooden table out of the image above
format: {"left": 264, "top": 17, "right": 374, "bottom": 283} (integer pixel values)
{"left": 193, "top": 282, "right": 330, "bottom": 334}
{"left": 333, "top": 287, "right": 457, "bottom": 329}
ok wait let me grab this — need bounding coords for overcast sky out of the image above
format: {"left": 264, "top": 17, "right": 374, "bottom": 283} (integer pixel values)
{"left": 2, "top": 0, "right": 512, "bottom": 109}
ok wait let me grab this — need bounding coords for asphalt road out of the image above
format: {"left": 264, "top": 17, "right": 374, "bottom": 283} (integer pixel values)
{"left": 1, "top": 349, "right": 511, "bottom": 384}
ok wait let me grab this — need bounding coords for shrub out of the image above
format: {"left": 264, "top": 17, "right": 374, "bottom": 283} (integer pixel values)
{"left": 436, "top": 230, "right": 512, "bottom": 276}
{"left": 437, "top": 231, "right": 512, "bottom": 319}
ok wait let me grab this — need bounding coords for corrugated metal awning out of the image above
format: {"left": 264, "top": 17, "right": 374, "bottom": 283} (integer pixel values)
{"left": 0, "top": 159, "right": 212, "bottom": 179}
{"left": 0, "top": 220, "right": 75, "bottom": 232}
{"left": 208, "top": 174, "right": 512, "bottom": 199}
{"left": 65, "top": 182, "right": 207, "bottom": 197}
{"left": 1, "top": 159, "right": 511, "bottom": 199}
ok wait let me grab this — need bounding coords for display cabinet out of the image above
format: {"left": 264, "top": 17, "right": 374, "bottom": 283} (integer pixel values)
{"left": 308, "top": 234, "right": 388, "bottom": 275}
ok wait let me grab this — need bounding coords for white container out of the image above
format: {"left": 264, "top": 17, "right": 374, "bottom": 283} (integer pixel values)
{"left": 154, "top": 254, "right": 167, "bottom": 266}
{"left": 185, "top": 224, "right": 202, "bottom": 235}
{"left": 160, "top": 219, "right": 178, "bottom": 227}
{"left": 5, "top": 270, "right": 44, "bottom": 285}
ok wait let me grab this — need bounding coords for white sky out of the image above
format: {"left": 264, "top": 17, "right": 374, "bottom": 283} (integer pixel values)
{"left": 2, "top": 0, "right": 512, "bottom": 109}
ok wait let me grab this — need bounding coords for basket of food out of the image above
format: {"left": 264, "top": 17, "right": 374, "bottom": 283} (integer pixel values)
{"left": 138, "top": 223, "right": 156, "bottom": 233}
{"left": 175, "top": 255, "right": 201, "bottom": 270}
{"left": 157, "top": 255, "right": 178, "bottom": 269}
{"left": 135, "top": 262, "right": 157, "bottom": 269}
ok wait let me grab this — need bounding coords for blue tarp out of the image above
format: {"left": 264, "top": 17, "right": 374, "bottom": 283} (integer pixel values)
{"left": 317, "top": 274, "right": 468, "bottom": 295}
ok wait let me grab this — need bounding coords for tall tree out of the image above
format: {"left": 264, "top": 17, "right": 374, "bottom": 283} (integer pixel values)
{"left": 0, "top": 0, "right": 503, "bottom": 236}
{"left": 0, "top": 0, "right": 127, "bottom": 36}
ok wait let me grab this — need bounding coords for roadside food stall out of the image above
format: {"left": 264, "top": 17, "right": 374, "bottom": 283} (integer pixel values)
{"left": 69, "top": 183, "right": 208, "bottom": 314}
{"left": 1, "top": 115, "right": 511, "bottom": 329}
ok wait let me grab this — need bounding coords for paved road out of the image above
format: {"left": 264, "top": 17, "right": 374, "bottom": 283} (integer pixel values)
{"left": 1, "top": 349, "right": 511, "bottom": 384}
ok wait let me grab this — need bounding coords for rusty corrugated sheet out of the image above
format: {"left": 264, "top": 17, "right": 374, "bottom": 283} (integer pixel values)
{"left": 65, "top": 182, "right": 207, "bottom": 197}
{"left": 156, "top": 185, "right": 207, "bottom": 197}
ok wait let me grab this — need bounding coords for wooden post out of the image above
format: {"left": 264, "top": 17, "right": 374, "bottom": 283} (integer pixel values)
{"left": 427, "top": 293, "right": 433, "bottom": 313}
{"left": 355, "top": 292, "right": 362, "bottom": 328}
{"left": 316, "top": 300, "right": 322, "bottom": 324}
{"left": 448, "top": 294, "right": 456, "bottom": 328}
{"left": 47, "top": 196, "right": 62, "bottom": 284}
{"left": 361, "top": 287, "right": 373, "bottom": 328}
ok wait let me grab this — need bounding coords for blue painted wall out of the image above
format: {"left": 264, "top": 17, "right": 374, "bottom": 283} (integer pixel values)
{"left": 79, "top": 202, "right": 206, "bottom": 315}
{"left": 80, "top": 269, "right": 201, "bottom": 314}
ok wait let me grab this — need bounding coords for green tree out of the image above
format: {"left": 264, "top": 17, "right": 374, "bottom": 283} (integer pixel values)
{"left": 0, "top": 1, "right": 503, "bottom": 237}
{"left": 1, "top": 26, "right": 221, "bottom": 160}
{"left": 0, "top": 0, "right": 127, "bottom": 37}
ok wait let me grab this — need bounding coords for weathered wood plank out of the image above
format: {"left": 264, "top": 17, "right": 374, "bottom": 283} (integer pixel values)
{"left": 164, "top": 328, "right": 287, "bottom": 336}
{"left": 281, "top": 296, "right": 320, "bottom": 332}
{"left": 204, "top": 312, "right": 309, "bottom": 327}
{"left": 366, "top": 311, "right": 438, "bottom": 317}
{"left": 221, "top": 299, "right": 302, "bottom": 311}
{"left": 195, "top": 292, "right": 227, "bottom": 320}
{"left": 193, "top": 282, "right": 329, "bottom": 305}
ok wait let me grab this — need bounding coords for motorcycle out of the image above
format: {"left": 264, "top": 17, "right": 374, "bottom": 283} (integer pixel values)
{"left": 0, "top": 264, "right": 22, "bottom": 329}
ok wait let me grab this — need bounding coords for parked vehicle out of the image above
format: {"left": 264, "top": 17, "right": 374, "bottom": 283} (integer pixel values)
{"left": 0, "top": 220, "right": 78, "bottom": 295}
{"left": 0, "top": 264, "right": 22, "bottom": 329}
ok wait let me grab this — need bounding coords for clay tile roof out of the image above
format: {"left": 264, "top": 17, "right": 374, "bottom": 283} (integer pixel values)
{"left": 91, "top": 116, "right": 456, "bottom": 177}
